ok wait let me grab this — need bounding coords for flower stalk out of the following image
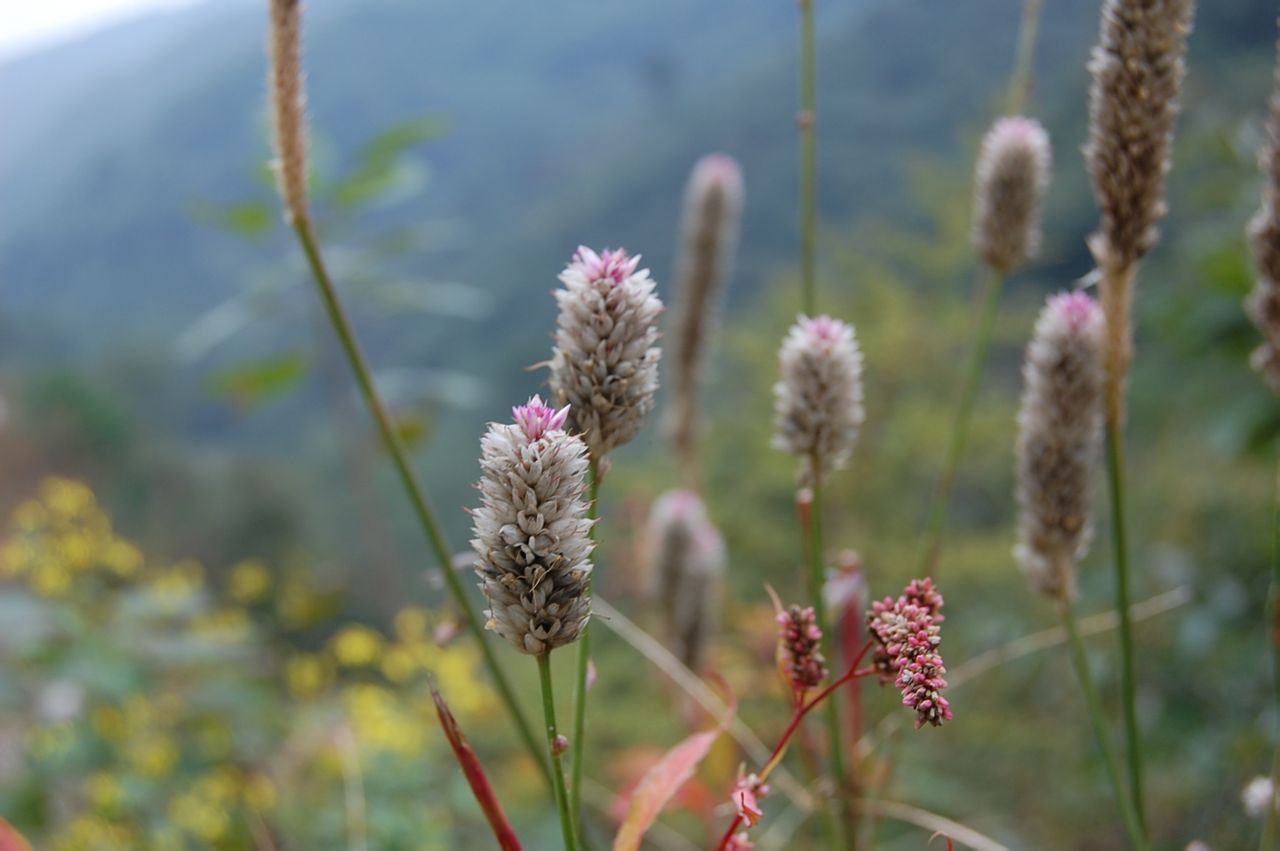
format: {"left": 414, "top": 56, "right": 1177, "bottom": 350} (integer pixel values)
{"left": 538, "top": 653, "right": 579, "bottom": 851}
{"left": 568, "top": 458, "right": 600, "bottom": 834}
{"left": 799, "top": 0, "right": 817, "bottom": 315}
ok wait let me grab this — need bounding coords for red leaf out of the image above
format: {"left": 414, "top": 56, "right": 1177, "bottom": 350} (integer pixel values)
{"left": 612, "top": 681, "right": 736, "bottom": 851}
{"left": 429, "top": 680, "right": 523, "bottom": 851}
{"left": 0, "top": 820, "right": 31, "bottom": 851}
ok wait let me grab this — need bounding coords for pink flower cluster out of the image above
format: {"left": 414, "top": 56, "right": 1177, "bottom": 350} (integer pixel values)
{"left": 512, "top": 395, "right": 570, "bottom": 441}
{"left": 866, "top": 578, "right": 952, "bottom": 729}
{"left": 776, "top": 604, "right": 828, "bottom": 700}
{"left": 568, "top": 245, "right": 640, "bottom": 286}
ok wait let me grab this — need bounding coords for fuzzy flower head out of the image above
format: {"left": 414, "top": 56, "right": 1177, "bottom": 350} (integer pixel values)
{"left": 866, "top": 578, "right": 952, "bottom": 729}
{"left": 548, "top": 247, "right": 663, "bottom": 462}
{"left": 972, "top": 116, "right": 1052, "bottom": 274}
{"left": 775, "top": 602, "right": 828, "bottom": 701}
{"left": 772, "top": 314, "right": 865, "bottom": 485}
{"left": 1243, "top": 776, "right": 1277, "bottom": 819}
{"left": 647, "top": 490, "right": 726, "bottom": 673}
{"left": 471, "top": 396, "right": 594, "bottom": 655}
{"left": 1014, "top": 292, "right": 1106, "bottom": 603}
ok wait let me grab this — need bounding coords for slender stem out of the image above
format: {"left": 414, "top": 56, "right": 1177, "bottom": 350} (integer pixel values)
{"left": 714, "top": 645, "right": 875, "bottom": 851}
{"left": 1006, "top": 0, "right": 1043, "bottom": 115}
{"left": 1263, "top": 447, "right": 1280, "bottom": 851}
{"left": 569, "top": 459, "right": 601, "bottom": 836}
{"left": 287, "top": 215, "right": 550, "bottom": 789}
{"left": 1061, "top": 604, "right": 1147, "bottom": 850}
{"left": 799, "top": 0, "right": 817, "bottom": 316}
{"left": 538, "top": 654, "right": 579, "bottom": 851}
{"left": 1104, "top": 416, "right": 1147, "bottom": 838}
{"left": 805, "top": 467, "right": 855, "bottom": 849}
{"left": 918, "top": 268, "right": 1005, "bottom": 575}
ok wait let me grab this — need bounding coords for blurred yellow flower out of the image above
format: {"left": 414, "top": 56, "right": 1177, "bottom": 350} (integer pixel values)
{"left": 84, "top": 772, "right": 125, "bottom": 811}
{"left": 343, "top": 684, "right": 427, "bottom": 755}
{"left": 169, "top": 789, "right": 229, "bottom": 843}
{"left": 394, "top": 606, "right": 429, "bottom": 641}
{"left": 228, "top": 559, "right": 272, "bottom": 604}
{"left": 330, "top": 624, "right": 383, "bottom": 667}
{"left": 380, "top": 644, "right": 418, "bottom": 683}
{"left": 285, "top": 652, "right": 333, "bottom": 698}
{"left": 125, "top": 735, "right": 179, "bottom": 778}
{"left": 244, "top": 773, "right": 278, "bottom": 812}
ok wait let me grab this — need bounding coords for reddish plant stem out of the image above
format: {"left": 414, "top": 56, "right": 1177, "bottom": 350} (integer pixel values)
{"left": 714, "top": 642, "right": 876, "bottom": 850}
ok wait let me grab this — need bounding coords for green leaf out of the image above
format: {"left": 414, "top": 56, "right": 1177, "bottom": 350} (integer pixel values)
{"left": 192, "top": 200, "right": 277, "bottom": 237}
{"left": 209, "top": 352, "right": 310, "bottom": 411}
{"left": 332, "top": 116, "right": 447, "bottom": 209}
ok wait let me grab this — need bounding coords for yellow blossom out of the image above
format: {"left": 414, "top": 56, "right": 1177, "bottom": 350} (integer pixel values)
{"left": 330, "top": 624, "right": 383, "bottom": 667}
{"left": 227, "top": 559, "right": 272, "bottom": 604}
{"left": 244, "top": 773, "right": 278, "bottom": 812}
{"left": 285, "top": 652, "right": 333, "bottom": 698}
{"left": 394, "top": 606, "right": 430, "bottom": 641}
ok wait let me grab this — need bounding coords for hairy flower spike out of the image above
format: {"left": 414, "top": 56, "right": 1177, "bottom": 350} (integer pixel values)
{"left": 866, "top": 578, "right": 952, "bottom": 729}
{"left": 972, "top": 117, "right": 1052, "bottom": 274}
{"left": 549, "top": 247, "right": 663, "bottom": 462}
{"left": 1084, "top": 0, "right": 1194, "bottom": 272}
{"left": 471, "top": 396, "right": 594, "bottom": 655}
{"left": 776, "top": 604, "right": 827, "bottom": 700}
{"left": 1014, "top": 293, "right": 1106, "bottom": 603}
{"left": 268, "top": 0, "right": 308, "bottom": 222}
{"left": 647, "top": 490, "right": 726, "bottom": 673}
{"left": 1247, "top": 30, "right": 1280, "bottom": 393}
{"left": 772, "top": 315, "right": 865, "bottom": 485}
{"left": 667, "top": 155, "right": 745, "bottom": 477}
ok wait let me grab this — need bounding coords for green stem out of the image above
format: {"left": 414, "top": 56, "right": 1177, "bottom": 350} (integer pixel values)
{"left": 1104, "top": 416, "right": 1147, "bottom": 839}
{"left": 1263, "top": 447, "right": 1280, "bottom": 851}
{"left": 1061, "top": 603, "right": 1148, "bottom": 850}
{"left": 806, "top": 466, "right": 855, "bottom": 849}
{"left": 288, "top": 215, "right": 550, "bottom": 790}
{"left": 569, "top": 459, "right": 601, "bottom": 837}
{"left": 1006, "top": 0, "right": 1043, "bottom": 115}
{"left": 799, "top": 0, "right": 817, "bottom": 316}
{"left": 538, "top": 653, "right": 579, "bottom": 851}
{"left": 918, "top": 268, "right": 1005, "bottom": 575}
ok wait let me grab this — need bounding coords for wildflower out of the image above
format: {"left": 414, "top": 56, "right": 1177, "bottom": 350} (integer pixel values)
{"left": 776, "top": 603, "right": 828, "bottom": 701}
{"left": 972, "top": 116, "right": 1051, "bottom": 274}
{"left": 1013, "top": 292, "right": 1106, "bottom": 603}
{"left": 1084, "top": 0, "right": 1195, "bottom": 421}
{"left": 472, "top": 396, "right": 594, "bottom": 655}
{"left": 866, "top": 578, "right": 952, "bottom": 728}
{"left": 268, "top": 0, "right": 308, "bottom": 222}
{"left": 646, "top": 490, "right": 726, "bottom": 672}
{"left": 1243, "top": 775, "right": 1277, "bottom": 818}
{"left": 330, "top": 624, "right": 384, "bottom": 667}
{"left": 1247, "top": 32, "right": 1280, "bottom": 392}
{"left": 732, "top": 772, "right": 769, "bottom": 828}
{"left": 227, "top": 559, "right": 272, "bottom": 604}
{"left": 548, "top": 247, "right": 663, "bottom": 462}
{"left": 772, "top": 315, "right": 865, "bottom": 485}
{"left": 667, "top": 154, "right": 744, "bottom": 474}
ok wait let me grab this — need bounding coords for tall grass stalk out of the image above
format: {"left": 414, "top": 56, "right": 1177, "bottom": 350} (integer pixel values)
{"left": 1061, "top": 603, "right": 1147, "bottom": 850}
{"left": 919, "top": 268, "right": 1005, "bottom": 574}
{"left": 799, "top": 0, "right": 817, "bottom": 315}
{"left": 1264, "top": 448, "right": 1280, "bottom": 851}
{"left": 538, "top": 653, "right": 579, "bottom": 851}
{"left": 287, "top": 216, "right": 549, "bottom": 788}
{"left": 804, "top": 462, "right": 855, "bottom": 849}
{"left": 569, "top": 459, "right": 601, "bottom": 836}
{"left": 1006, "top": 0, "right": 1043, "bottom": 115}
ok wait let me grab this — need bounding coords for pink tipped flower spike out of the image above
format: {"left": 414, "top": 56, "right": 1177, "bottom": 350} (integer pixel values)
{"left": 776, "top": 604, "right": 828, "bottom": 701}
{"left": 570, "top": 246, "right": 641, "bottom": 286}
{"left": 512, "top": 395, "right": 570, "bottom": 441}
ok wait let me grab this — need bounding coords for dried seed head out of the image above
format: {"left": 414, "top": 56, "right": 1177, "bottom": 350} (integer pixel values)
{"left": 776, "top": 604, "right": 827, "bottom": 701}
{"left": 1247, "top": 30, "right": 1280, "bottom": 393}
{"left": 972, "top": 117, "right": 1052, "bottom": 274}
{"left": 471, "top": 396, "right": 594, "bottom": 655}
{"left": 1014, "top": 293, "right": 1106, "bottom": 603}
{"left": 268, "top": 0, "right": 308, "bottom": 222}
{"left": 866, "top": 578, "right": 952, "bottom": 729}
{"left": 1084, "top": 0, "right": 1194, "bottom": 272}
{"left": 549, "top": 247, "right": 663, "bottom": 462}
{"left": 667, "top": 155, "right": 745, "bottom": 477}
{"left": 647, "top": 490, "right": 725, "bottom": 673}
{"left": 772, "top": 315, "right": 865, "bottom": 486}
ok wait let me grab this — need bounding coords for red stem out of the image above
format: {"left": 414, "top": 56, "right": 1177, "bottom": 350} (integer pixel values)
{"left": 714, "top": 640, "right": 875, "bottom": 850}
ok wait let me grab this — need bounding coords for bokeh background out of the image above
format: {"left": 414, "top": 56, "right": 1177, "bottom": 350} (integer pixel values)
{"left": 1, "top": 0, "right": 1278, "bottom": 848}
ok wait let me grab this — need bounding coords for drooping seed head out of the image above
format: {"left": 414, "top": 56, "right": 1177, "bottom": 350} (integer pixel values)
{"left": 646, "top": 490, "right": 725, "bottom": 673}
{"left": 549, "top": 247, "right": 663, "bottom": 462}
{"left": 1084, "top": 0, "right": 1195, "bottom": 273}
{"left": 866, "top": 578, "right": 952, "bottom": 729}
{"left": 471, "top": 396, "right": 594, "bottom": 655}
{"left": 268, "top": 0, "right": 308, "bottom": 222}
{"left": 1013, "top": 292, "right": 1106, "bottom": 603}
{"left": 667, "top": 155, "right": 745, "bottom": 476}
{"left": 772, "top": 315, "right": 865, "bottom": 486}
{"left": 972, "top": 116, "right": 1052, "bottom": 274}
